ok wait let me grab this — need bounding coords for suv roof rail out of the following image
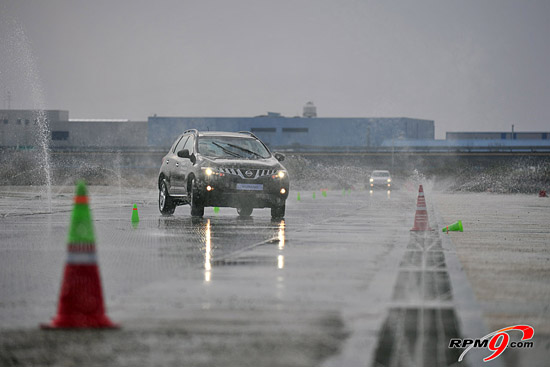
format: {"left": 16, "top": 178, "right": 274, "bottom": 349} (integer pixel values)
{"left": 183, "top": 129, "right": 198, "bottom": 135}
{"left": 238, "top": 131, "right": 259, "bottom": 139}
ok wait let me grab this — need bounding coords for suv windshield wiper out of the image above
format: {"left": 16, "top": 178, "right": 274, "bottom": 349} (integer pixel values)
{"left": 226, "top": 143, "right": 263, "bottom": 158}
{"left": 212, "top": 141, "right": 242, "bottom": 158}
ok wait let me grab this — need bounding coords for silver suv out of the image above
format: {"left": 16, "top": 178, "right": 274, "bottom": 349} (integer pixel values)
{"left": 158, "top": 130, "right": 290, "bottom": 218}
{"left": 369, "top": 170, "right": 392, "bottom": 189}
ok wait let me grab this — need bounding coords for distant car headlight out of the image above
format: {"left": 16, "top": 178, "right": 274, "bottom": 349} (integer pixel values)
{"left": 369, "top": 178, "right": 374, "bottom": 182}
{"left": 204, "top": 167, "right": 213, "bottom": 176}
{"left": 387, "top": 178, "right": 391, "bottom": 183}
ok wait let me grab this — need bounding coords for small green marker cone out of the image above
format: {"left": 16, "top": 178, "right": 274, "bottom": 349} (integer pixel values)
{"left": 297, "top": 192, "right": 301, "bottom": 201}
{"left": 348, "top": 189, "right": 351, "bottom": 195}
{"left": 313, "top": 192, "right": 316, "bottom": 199}
{"left": 214, "top": 206, "right": 220, "bottom": 214}
{"left": 68, "top": 180, "right": 95, "bottom": 244}
{"left": 322, "top": 190, "right": 327, "bottom": 197}
{"left": 442, "top": 220, "right": 463, "bottom": 233}
{"left": 131, "top": 204, "right": 139, "bottom": 224}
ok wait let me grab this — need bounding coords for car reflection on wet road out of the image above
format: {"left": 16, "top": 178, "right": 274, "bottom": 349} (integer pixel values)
{"left": 154, "top": 215, "right": 286, "bottom": 281}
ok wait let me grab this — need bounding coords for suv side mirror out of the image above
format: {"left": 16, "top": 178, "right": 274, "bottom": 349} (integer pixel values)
{"left": 177, "top": 149, "right": 190, "bottom": 158}
{"left": 274, "top": 152, "right": 285, "bottom": 162}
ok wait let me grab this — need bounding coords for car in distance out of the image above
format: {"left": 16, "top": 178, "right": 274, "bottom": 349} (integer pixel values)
{"left": 369, "top": 170, "right": 392, "bottom": 189}
{"left": 158, "top": 130, "right": 289, "bottom": 218}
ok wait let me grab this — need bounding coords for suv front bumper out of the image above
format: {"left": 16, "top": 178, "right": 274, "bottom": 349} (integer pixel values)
{"left": 197, "top": 175, "right": 289, "bottom": 208}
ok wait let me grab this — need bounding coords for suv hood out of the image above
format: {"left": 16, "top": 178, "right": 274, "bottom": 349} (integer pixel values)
{"left": 200, "top": 156, "right": 282, "bottom": 169}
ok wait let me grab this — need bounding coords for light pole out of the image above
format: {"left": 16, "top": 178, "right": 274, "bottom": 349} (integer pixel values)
{"left": 391, "top": 135, "right": 395, "bottom": 172}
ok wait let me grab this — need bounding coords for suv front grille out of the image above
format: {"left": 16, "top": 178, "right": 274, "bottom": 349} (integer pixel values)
{"left": 219, "top": 168, "right": 276, "bottom": 179}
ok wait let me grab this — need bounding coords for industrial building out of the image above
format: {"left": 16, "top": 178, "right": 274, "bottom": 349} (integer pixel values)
{"left": 1, "top": 105, "right": 435, "bottom": 151}
{"left": 146, "top": 102, "right": 435, "bottom": 150}
{"left": 147, "top": 115, "right": 435, "bottom": 150}
{"left": 0, "top": 109, "right": 147, "bottom": 149}
{"left": 1, "top": 110, "right": 68, "bottom": 149}
{"left": 2, "top": 106, "right": 548, "bottom": 153}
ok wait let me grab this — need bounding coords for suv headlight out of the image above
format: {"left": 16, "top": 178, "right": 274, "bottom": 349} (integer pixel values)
{"left": 387, "top": 178, "right": 391, "bottom": 183}
{"left": 369, "top": 178, "right": 374, "bottom": 182}
{"left": 272, "top": 170, "right": 287, "bottom": 179}
{"left": 202, "top": 167, "right": 223, "bottom": 176}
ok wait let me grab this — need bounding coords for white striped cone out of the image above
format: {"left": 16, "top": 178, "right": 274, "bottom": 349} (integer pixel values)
{"left": 411, "top": 185, "right": 433, "bottom": 231}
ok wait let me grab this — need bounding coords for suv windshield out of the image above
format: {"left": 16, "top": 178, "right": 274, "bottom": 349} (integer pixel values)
{"left": 372, "top": 171, "right": 390, "bottom": 177}
{"left": 198, "top": 136, "right": 271, "bottom": 159}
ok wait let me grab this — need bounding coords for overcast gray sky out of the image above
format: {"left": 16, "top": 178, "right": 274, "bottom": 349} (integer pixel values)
{"left": 1, "top": 0, "right": 549, "bottom": 138}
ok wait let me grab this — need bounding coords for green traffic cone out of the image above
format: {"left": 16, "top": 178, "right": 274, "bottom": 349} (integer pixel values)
{"left": 214, "top": 206, "right": 220, "bottom": 214}
{"left": 297, "top": 192, "right": 301, "bottom": 201}
{"left": 313, "top": 192, "right": 316, "bottom": 199}
{"left": 41, "top": 180, "right": 118, "bottom": 329}
{"left": 68, "top": 180, "right": 96, "bottom": 244}
{"left": 131, "top": 204, "right": 139, "bottom": 224}
{"left": 442, "top": 220, "right": 463, "bottom": 233}
{"left": 348, "top": 189, "right": 351, "bottom": 195}
{"left": 322, "top": 190, "right": 327, "bottom": 197}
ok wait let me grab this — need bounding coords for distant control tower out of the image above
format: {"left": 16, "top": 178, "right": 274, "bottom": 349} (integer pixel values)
{"left": 303, "top": 101, "right": 317, "bottom": 118}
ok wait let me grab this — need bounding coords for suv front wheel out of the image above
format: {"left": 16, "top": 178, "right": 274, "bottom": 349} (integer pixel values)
{"left": 271, "top": 204, "right": 285, "bottom": 219}
{"left": 237, "top": 206, "right": 253, "bottom": 217}
{"left": 189, "top": 178, "right": 204, "bottom": 217}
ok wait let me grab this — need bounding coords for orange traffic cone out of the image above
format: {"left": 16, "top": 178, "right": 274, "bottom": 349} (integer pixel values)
{"left": 41, "top": 181, "right": 118, "bottom": 329}
{"left": 410, "top": 185, "right": 433, "bottom": 231}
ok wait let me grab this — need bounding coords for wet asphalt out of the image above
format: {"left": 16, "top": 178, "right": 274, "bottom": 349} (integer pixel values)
{"left": 0, "top": 185, "right": 539, "bottom": 366}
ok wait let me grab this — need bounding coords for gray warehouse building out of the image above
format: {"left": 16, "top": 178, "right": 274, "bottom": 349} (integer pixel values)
{"left": 148, "top": 115, "right": 435, "bottom": 150}
{"left": 4, "top": 106, "right": 549, "bottom": 157}
{"left": 0, "top": 109, "right": 147, "bottom": 149}
{"left": 1, "top": 108, "right": 434, "bottom": 152}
